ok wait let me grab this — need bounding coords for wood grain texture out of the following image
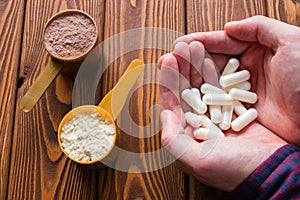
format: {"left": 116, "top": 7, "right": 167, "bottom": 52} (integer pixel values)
{"left": 0, "top": 0, "right": 25, "bottom": 199}
{"left": 3, "top": 0, "right": 298, "bottom": 199}
{"left": 9, "top": 0, "right": 106, "bottom": 199}
{"left": 185, "top": 0, "right": 266, "bottom": 199}
{"left": 267, "top": 0, "right": 300, "bottom": 25}
{"left": 102, "top": 0, "right": 186, "bottom": 199}
{"left": 187, "top": 0, "right": 266, "bottom": 32}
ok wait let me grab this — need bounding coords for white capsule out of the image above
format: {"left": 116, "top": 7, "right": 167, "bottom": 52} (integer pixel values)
{"left": 184, "top": 112, "right": 203, "bottom": 128}
{"left": 191, "top": 88, "right": 201, "bottom": 99}
{"left": 190, "top": 88, "right": 202, "bottom": 113}
{"left": 234, "top": 81, "right": 251, "bottom": 91}
{"left": 219, "top": 70, "right": 250, "bottom": 88}
{"left": 231, "top": 108, "right": 258, "bottom": 132}
{"left": 194, "top": 127, "right": 224, "bottom": 140}
{"left": 195, "top": 114, "right": 221, "bottom": 131}
{"left": 229, "top": 88, "right": 257, "bottom": 104}
{"left": 182, "top": 89, "right": 207, "bottom": 114}
{"left": 222, "top": 58, "right": 240, "bottom": 76}
{"left": 219, "top": 104, "right": 233, "bottom": 130}
{"left": 209, "top": 105, "right": 222, "bottom": 124}
{"left": 225, "top": 81, "right": 251, "bottom": 92}
{"left": 200, "top": 83, "right": 226, "bottom": 94}
{"left": 233, "top": 100, "right": 247, "bottom": 116}
{"left": 203, "top": 94, "right": 232, "bottom": 105}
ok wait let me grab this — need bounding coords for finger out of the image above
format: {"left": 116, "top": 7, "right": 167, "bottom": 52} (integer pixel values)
{"left": 160, "top": 110, "right": 224, "bottom": 179}
{"left": 202, "top": 57, "right": 220, "bottom": 87}
{"left": 189, "top": 41, "right": 205, "bottom": 88}
{"left": 173, "top": 42, "right": 191, "bottom": 92}
{"left": 160, "top": 110, "right": 196, "bottom": 159}
{"left": 157, "top": 53, "right": 171, "bottom": 69}
{"left": 159, "top": 54, "right": 181, "bottom": 110}
{"left": 225, "top": 15, "right": 300, "bottom": 48}
{"left": 173, "top": 31, "right": 249, "bottom": 55}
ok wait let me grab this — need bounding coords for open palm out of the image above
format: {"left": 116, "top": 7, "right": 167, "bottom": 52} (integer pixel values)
{"left": 174, "top": 16, "right": 300, "bottom": 146}
{"left": 159, "top": 51, "right": 286, "bottom": 191}
{"left": 158, "top": 16, "right": 300, "bottom": 191}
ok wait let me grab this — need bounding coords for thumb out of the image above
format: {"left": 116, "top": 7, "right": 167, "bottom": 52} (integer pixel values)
{"left": 160, "top": 109, "right": 185, "bottom": 147}
{"left": 160, "top": 110, "right": 222, "bottom": 175}
{"left": 160, "top": 110, "right": 194, "bottom": 159}
{"left": 225, "top": 15, "right": 300, "bottom": 48}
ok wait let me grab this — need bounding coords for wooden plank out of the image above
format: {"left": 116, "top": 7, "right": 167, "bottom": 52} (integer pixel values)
{"left": 0, "top": 1, "right": 25, "bottom": 199}
{"left": 9, "top": 1, "right": 106, "bottom": 199}
{"left": 102, "top": 0, "right": 187, "bottom": 199}
{"left": 187, "top": 0, "right": 267, "bottom": 32}
{"left": 185, "top": 0, "right": 266, "bottom": 199}
{"left": 267, "top": 0, "right": 300, "bottom": 25}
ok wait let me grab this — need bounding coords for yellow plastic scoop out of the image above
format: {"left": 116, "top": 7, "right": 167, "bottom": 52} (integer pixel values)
{"left": 57, "top": 59, "right": 145, "bottom": 165}
{"left": 20, "top": 60, "right": 64, "bottom": 112}
{"left": 98, "top": 59, "right": 144, "bottom": 119}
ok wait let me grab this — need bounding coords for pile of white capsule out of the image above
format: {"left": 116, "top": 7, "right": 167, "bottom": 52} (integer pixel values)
{"left": 182, "top": 58, "right": 258, "bottom": 140}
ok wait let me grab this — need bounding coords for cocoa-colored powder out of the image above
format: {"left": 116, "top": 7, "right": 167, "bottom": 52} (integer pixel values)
{"left": 44, "top": 13, "right": 97, "bottom": 60}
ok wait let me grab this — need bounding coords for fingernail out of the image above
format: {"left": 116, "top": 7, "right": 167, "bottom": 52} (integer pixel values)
{"left": 160, "top": 110, "right": 168, "bottom": 124}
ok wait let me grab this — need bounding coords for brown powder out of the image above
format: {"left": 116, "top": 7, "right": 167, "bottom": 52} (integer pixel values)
{"left": 44, "top": 13, "right": 97, "bottom": 60}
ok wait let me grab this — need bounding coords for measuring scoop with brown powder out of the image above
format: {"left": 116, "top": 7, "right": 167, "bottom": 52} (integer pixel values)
{"left": 20, "top": 10, "right": 98, "bottom": 112}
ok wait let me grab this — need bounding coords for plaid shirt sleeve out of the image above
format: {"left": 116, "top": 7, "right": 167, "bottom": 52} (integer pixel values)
{"left": 231, "top": 144, "right": 300, "bottom": 200}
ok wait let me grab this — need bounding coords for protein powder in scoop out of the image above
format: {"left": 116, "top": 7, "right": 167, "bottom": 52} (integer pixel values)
{"left": 59, "top": 107, "right": 116, "bottom": 163}
{"left": 44, "top": 10, "right": 97, "bottom": 61}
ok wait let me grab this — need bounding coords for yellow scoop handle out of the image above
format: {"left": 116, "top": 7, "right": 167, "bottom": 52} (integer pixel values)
{"left": 98, "top": 59, "right": 144, "bottom": 120}
{"left": 20, "top": 59, "right": 64, "bottom": 112}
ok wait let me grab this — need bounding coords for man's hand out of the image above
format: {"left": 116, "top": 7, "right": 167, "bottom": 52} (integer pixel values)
{"left": 173, "top": 15, "right": 300, "bottom": 146}
{"left": 159, "top": 50, "right": 286, "bottom": 191}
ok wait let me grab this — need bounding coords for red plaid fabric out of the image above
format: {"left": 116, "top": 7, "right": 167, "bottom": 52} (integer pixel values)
{"left": 231, "top": 144, "right": 300, "bottom": 199}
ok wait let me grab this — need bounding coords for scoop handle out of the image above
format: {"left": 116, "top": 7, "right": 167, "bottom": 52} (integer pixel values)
{"left": 20, "top": 59, "right": 64, "bottom": 112}
{"left": 98, "top": 59, "right": 144, "bottom": 120}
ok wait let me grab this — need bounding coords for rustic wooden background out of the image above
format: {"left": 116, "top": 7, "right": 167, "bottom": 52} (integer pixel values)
{"left": 1, "top": 0, "right": 299, "bottom": 199}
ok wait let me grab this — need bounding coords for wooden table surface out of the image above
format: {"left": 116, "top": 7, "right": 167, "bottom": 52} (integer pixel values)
{"left": 1, "top": 0, "right": 299, "bottom": 199}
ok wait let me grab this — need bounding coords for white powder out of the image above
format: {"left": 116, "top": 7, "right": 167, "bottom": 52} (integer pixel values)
{"left": 60, "top": 110, "right": 115, "bottom": 162}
